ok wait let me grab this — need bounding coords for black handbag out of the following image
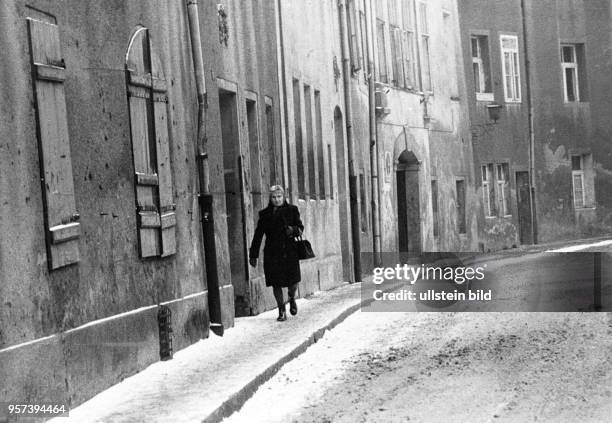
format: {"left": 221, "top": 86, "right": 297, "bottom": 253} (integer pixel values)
{"left": 294, "top": 235, "right": 315, "bottom": 260}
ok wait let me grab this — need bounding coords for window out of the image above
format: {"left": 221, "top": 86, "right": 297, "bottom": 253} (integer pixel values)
{"left": 496, "top": 163, "right": 511, "bottom": 216}
{"left": 292, "top": 79, "right": 305, "bottom": 199}
{"left": 265, "top": 100, "right": 278, "bottom": 186}
{"left": 388, "top": 0, "right": 403, "bottom": 87}
{"left": 246, "top": 97, "right": 262, "bottom": 224}
{"left": 572, "top": 155, "right": 585, "bottom": 208}
{"left": 328, "top": 144, "right": 335, "bottom": 200}
{"left": 348, "top": 0, "right": 363, "bottom": 73}
{"left": 359, "top": 9, "right": 368, "bottom": 75}
{"left": 28, "top": 17, "right": 81, "bottom": 269}
{"left": 561, "top": 44, "right": 581, "bottom": 102}
{"left": 500, "top": 35, "right": 521, "bottom": 102}
{"left": 431, "top": 179, "right": 439, "bottom": 237}
{"left": 482, "top": 164, "right": 496, "bottom": 217}
{"left": 376, "top": 18, "right": 388, "bottom": 83}
{"left": 360, "top": 173, "right": 368, "bottom": 232}
{"left": 126, "top": 27, "right": 177, "bottom": 258}
{"left": 456, "top": 180, "right": 466, "bottom": 234}
{"left": 303, "top": 84, "right": 316, "bottom": 198}
{"left": 390, "top": 26, "right": 403, "bottom": 86}
{"left": 471, "top": 35, "right": 492, "bottom": 100}
{"left": 315, "top": 91, "right": 325, "bottom": 198}
{"left": 400, "top": 0, "right": 417, "bottom": 89}
{"left": 417, "top": 1, "right": 431, "bottom": 92}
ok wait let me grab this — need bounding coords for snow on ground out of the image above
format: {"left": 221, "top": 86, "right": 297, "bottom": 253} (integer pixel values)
{"left": 223, "top": 310, "right": 612, "bottom": 423}
{"left": 547, "top": 239, "right": 612, "bottom": 252}
{"left": 221, "top": 310, "right": 417, "bottom": 423}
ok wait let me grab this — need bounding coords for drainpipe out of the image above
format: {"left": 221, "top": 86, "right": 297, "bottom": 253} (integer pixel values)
{"left": 275, "top": 0, "right": 290, "bottom": 193}
{"left": 338, "top": 0, "right": 362, "bottom": 281}
{"left": 186, "top": 0, "right": 224, "bottom": 336}
{"left": 520, "top": 0, "right": 538, "bottom": 244}
{"left": 365, "top": 0, "right": 382, "bottom": 266}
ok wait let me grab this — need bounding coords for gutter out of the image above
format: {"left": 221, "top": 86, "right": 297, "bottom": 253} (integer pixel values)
{"left": 338, "top": 0, "right": 362, "bottom": 281}
{"left": 186, "top": 0, "right": 224, "bottom": 335}
{"left": 365, "top": 0, "right": 382, "bottom": 267}
{"left": 520, "top": 0, "right": 538, "bottom": 244}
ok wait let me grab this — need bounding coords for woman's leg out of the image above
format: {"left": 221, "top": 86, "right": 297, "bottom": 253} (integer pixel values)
{"left": 273, "top": 286, "right": 285, "bottom": 310}
{"left": 288, "top": 283, "right": 298, "bottom": 300}
{"left": 288, "top": 283, "right": 298, "bottom": 315}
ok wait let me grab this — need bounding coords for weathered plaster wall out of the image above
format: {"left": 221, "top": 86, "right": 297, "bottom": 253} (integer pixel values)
{"left": 528, "top": 0, "right": 612, "bottom": 242}
{"left": 278, "top": 0, "right": 347, "bottom": 291}
{"left": 458, "top": 0, "right": 530, "bottom": 252}
{"left": 0, "top": 0, "right": 235, "bottom": 408}
{"left": 372, "top": 0, "right": 477, "bottom": 256}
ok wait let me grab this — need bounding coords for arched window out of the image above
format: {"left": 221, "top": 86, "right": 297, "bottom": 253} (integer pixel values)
{"left": 126, "top": 27, "right": 176, "bottom": 258}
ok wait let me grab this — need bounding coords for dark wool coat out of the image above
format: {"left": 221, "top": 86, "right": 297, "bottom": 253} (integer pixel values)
{"left": 249, "top": 202, "right": 304, "bottom": 287}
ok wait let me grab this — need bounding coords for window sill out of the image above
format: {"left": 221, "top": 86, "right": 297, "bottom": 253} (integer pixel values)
{"left": 476, "top": 93, "right": 494, "bottom": 102}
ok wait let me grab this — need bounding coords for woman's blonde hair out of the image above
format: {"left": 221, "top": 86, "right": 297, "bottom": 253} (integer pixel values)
{"left": 269, "top": 185, "right": 285, "bottom": 196}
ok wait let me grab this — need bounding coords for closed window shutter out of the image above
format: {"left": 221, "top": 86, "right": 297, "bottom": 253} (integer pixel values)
{"left": 126, "top": 28, "right": 176, "bottom": 258}
{"left": 153, "top": 79, "right": 176, "bottom": 257}
{"left": 28, "top": 18, "right": 80, "bottom": 270}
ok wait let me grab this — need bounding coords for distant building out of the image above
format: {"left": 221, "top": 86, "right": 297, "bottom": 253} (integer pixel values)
{"left": 348, "top": 0, "right": 478, "bottom": 259}
{"left": 458, "top": 0, "right": 612, "bottom": 251}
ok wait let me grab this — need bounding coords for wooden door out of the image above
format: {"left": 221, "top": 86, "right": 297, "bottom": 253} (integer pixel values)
{"left": 516, "top": 171, "right": 533, "bottom": 245}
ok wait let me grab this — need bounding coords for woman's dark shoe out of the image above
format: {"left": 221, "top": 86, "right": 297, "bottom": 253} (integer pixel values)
{"left": 277, "top": 305, "right": 287, "bottom": 321}
{"left": 289, "top": 298, "right": 297, "bottom": 315}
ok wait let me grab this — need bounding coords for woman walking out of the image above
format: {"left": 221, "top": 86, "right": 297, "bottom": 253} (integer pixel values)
{"left": 249, "top": 185, "right": 304, "bottom": 321}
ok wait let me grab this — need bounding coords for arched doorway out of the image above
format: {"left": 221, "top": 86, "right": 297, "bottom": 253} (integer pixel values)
{"left": 334, "top": 106, "right": 352, "bottom": 281}
{"left": 396, "top": 150, "right": 421, "bottom": 256}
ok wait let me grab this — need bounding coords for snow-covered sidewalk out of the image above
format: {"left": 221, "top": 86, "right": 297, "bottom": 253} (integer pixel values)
{"left": 48, "top": 281, "right": 367, "bottom": 423}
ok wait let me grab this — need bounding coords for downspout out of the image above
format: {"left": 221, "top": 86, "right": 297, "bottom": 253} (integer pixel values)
{"left": 520, "top": 0, "right": 538, "bottom": 244}
{"left": 338, "top": 0, "right": 362, "bottom": 281}
{"left": 186, "top": 0, "right": 224, "bottom": 336}
{"left": 275, "top": 0, "right": 290, "bottom": 193}
{"left": 365, "top": 0, "right": 382, "bottom": 266}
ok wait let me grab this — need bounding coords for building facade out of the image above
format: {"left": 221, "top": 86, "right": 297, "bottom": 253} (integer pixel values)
{"left": 458, "top": 0, "right": 612, "bottom": 251}
{"left": 346, "top": 0, "right": 478, "bottom": 260}
{"left": 3, "top": 0, "right": 611, "bottom": 412}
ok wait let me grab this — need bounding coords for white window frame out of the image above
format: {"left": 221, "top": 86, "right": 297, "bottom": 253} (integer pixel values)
{"left": 376, "top": 18, "right": 389, "bottom": 84}
{"left": 561, "top": 44, "right": 580, "bottom": 103}
{"left": 400, "top": 0, "right": 417, "bottom": 90}
{"left": 482, "top": 165, "right": 493, "bottom": 218}
{"left": 417, "top": 1, "right": 432, "bottom": 93}
{"left": 496, "top": 164, "right": 511, "bottom": 217}
{"left": 572, "top": 155, "right": 586, "bottom": 209}
{"left": 500, "top": 34, "right": 521, "bottom": 103}
{"left": 472, "top": 35, "right": 493, "bottom": 101}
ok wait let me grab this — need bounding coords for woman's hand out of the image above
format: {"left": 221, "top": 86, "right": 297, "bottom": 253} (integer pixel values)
{"left": 249, "top": 257, "right": 257, "bottom": 267}
{"left": 285, "top": 225, "right": 294, "bottom": 236}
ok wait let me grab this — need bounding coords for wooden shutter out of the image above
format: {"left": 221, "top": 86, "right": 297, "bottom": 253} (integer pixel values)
{"left": 348, "top": 0, "right": 362, "bottom": 72}
{"left": 28, "top": 18, "right": 80, "bottom": 270}
{"left": 126, "top": 28, "right": 176, "bottom": 258}
{"left": 152, "top": 77, "right": 176, "bottom": 256}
